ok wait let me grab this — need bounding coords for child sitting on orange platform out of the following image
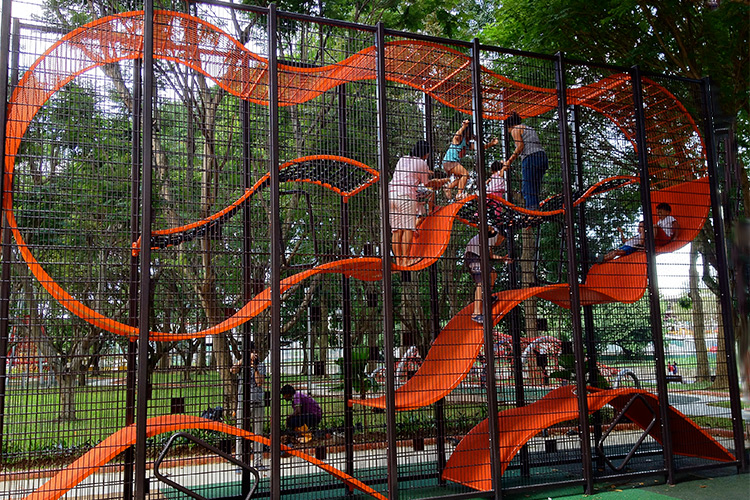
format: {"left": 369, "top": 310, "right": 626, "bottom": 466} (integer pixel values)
{"left": 655, "top": 202, "right": 679, "bottom": 246}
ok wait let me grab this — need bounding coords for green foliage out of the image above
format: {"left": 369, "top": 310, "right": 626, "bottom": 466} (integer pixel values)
{"left": 336, "top": 347, "right": 378, "bottom": 395}
{"left": 241, "top": 0, "right": 475, "bottom": 37}
{"left": 593, "top": 299, "right": 653, "bottom": 359}
{"left": 678, "top": 294, "right": 692, "bottom": 310}
{"left": 548, "top": 353, "right": 611, "bottom": 389}
{"left": 481, "top": 0, "right": 749, "bottom": 168}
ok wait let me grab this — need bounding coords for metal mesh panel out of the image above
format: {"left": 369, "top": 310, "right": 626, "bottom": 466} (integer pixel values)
{"left": 0, "top": 3, "right": 743, "bottom": 500}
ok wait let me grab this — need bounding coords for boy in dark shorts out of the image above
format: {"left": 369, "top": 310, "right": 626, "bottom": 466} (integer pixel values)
{"left": 603, "top": 221, "right": 645, "bottom": 262}
{"left": 464, "top": 226, "right": 509, "bottom": 324}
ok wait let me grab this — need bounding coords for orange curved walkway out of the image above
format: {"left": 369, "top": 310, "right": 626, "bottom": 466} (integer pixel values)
{"left": 5, "top": 11, "right": 704, "bottom": 181}
{"left": 0, "top": 194, "right": 481, "bottom": 341}
{"left": 4, "top": 10, "right": 704, "bottom": 341}
{"left": 132, "top": 155, "right": 379, "bottom": 256}
{"left": 23, "top": 414, "right": 387, "bottom": 500}
{"left": 441, "top": 385, "right": 735, "bottom": 491}
{"left": 352, "top": 176, "right": 710, "bottom": 411}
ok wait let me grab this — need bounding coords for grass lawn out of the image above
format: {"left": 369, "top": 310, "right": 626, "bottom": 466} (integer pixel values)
{"left": 1, "top": 371, "right": 493, "bottom": 468}
{"left": 707, "top": 400, "right": 750, "bottom": 411}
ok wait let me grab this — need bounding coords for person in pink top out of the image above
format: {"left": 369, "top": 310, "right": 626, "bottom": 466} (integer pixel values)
{"left": 486, "top": 160, "right": 509, "bottom": 197}
{"left": 486, "top": 160, "right": 509, "bottom": 219}
{"left": 389, "top": 140, "right": 449, "bottom": 267}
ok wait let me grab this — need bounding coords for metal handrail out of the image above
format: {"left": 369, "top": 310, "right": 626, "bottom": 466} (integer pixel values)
{"left": 596, "top": 393, "right": 657, "bottom": 472}
{"left": 154, "top": 432, "right": 260, "bottom": 500}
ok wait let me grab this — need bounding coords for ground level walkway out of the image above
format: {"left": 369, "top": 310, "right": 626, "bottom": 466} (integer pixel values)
{"left": 495, "top": 467, "right": 749, "bottom": 500}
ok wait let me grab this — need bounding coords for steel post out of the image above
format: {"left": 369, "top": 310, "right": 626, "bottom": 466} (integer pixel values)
{"left": 630, "top": 65, "right": 675, "bottom": 484}
{"left": 0, "top": 0, "right": 15, "bottom": 469}
{"left": 375, "top": 21, "right": 399, "bottom": 499}
{"left": 700, "top": 77, "right": 747, "bottom": 471}
{"left": 472, "top": 38, "right": 504, "bottom": 499}
{"left": 134, "top": 3, "right": 155, "bottom": 499}
{"left": 268, "top": 4, "right": 282, "bottom": 496}
{"left": 555, "top": 53, "right": 592, "bottom": 494}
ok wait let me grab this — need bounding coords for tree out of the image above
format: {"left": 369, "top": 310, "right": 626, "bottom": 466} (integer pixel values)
{"left": 685, "top": 244, "right": 712, "bottom": 382}
{"left": 593, "top": 300, "right": 653, "bottom": 359}
{"left": 12, "top": 79, "right": 135, "bottom": 419}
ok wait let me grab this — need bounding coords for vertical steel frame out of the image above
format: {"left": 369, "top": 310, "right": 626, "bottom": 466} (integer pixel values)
{"left": 338, "top": 83, "right": 356, "bottom": 482}
{"left": 700, "top": 77, "right": 747, "bottom": 471}
{"left": 425, "top": 94, "right": 448, "bottom": 479}
{"left": 375, "top": 21, "right": 399, "bottom": 499}
{"left": 134, "top": 2, "right": 156, "bottom": 498}
{"left": 0, "top": 0, "right": 15, "bottom": 465}
{"left": 502, "top": 94, "right": 528, "bottom": 477}
{"left": 240, "top": 96, "right": 254, "bottom": 493}
{"left": 630, "top": 65, "right": 675, "bottom": 484}
{"left": 555, "top": 53, "right": 592, "bottom": 494}
{"left": 572, "top": 104, "right": 604, "bottom": 471}
{"left": 472, "top": 38, "right": 504, "bottom": 499}
{"left": 268, "top": 4, "right": 283, "bottom": 496}
{"left": 123, "top": 58, "right": 143, "bottom": 500}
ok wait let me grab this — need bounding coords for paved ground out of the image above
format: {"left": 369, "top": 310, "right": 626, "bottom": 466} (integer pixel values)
{"left": 4, "top": 388, "right": 747, "bottom": 500}
{"left": 668, "top": 392, "right": 750, "bottom": 421}
{"left": 498, "top": 467, "right": 750, "bottom": 500}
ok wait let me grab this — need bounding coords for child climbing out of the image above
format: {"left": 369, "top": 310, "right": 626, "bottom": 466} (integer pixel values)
{"left": 443, "top": 119, "right": 499, "bottom": 201}
{"left": 464, "top": 226, "right": 510, "bottom": 324}
{"left": 486, "top": 160, "right": 509, "bottom": 219}
{"left": 502, "top": 112, "right": 548, "bottom": 209}
{"left": 389, "top": 140, "right": 449, "bottom": 267}
{"left": 487, "top": 160, "right": 509, "bottom": 198}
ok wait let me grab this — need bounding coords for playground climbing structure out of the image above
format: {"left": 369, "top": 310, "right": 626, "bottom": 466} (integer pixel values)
{"left": 0, "top": 4, "right": 744, "bottom": 500}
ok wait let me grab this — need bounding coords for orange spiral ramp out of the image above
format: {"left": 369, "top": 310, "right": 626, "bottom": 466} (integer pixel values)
{"left": 441, "top": 386, "right": 735, "bottom": 491}
{"left": 353, "top": 177, "right": 710, "bottom": 413}
{"left": 23, "top": 414, "right": 387, "bottom": 500}
{"left": 5, "top": 10, "right": 705, "bottom": 343}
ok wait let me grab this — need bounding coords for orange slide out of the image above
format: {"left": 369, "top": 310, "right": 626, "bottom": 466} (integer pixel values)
{"left": 23, "top": 414, "right": 387, "bottom": 500}
{"left": 441, "top": 385, "right": 735, "bottom": 491}
{"left": 132, "top": 155, "right": 381, "bottom": 256}
{"left": 353, "top": 177, "right": 709, "bottom": 411}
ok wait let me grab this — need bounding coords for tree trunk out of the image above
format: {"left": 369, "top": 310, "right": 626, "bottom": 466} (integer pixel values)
{"left": 711, "top": 296, "right": 729, "bottom": 389}
{"left": 522, "top": 227, "right": 538, "bottom": 340}
{"left": 444, "top": 238, "right": 462, "bottom": 317}
{"left": 58, "top": 372, "right": 77, "bottom": 421}
{"left": 689, "top": 242, "right": 711, "bottom": 382}
{"left": 197, "top": 338, "right": 207, "bottom": 369}
{"left": 319, "top": 300, "right": 329, "bottom": 376}
{"left": 302, "top": 335, "right": 310, "bottom": 376}
{"left": 158, "top": 343, "right": 172, "bottom": 370}
{"left": 399, "top": 277, "right": 430, "bottom": 356}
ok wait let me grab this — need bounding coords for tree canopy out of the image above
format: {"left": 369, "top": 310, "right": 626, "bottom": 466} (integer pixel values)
{"left": 480, "top": 0, "right": 748, "bottom": 168}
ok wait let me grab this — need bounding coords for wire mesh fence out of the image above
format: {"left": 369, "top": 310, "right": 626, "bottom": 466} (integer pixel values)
{"left": 0, "top": 2, "right": 745, "bottom": 500}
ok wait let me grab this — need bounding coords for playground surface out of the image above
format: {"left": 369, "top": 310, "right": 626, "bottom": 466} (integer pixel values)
{"left": 4, "top": 389, "right": 745, "bottom": 499}
{"left": 498, "top": 467, "right": 750, "bottom": 500}
{"left": 5, "top": 423, "right": 744, "bottom": 500}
